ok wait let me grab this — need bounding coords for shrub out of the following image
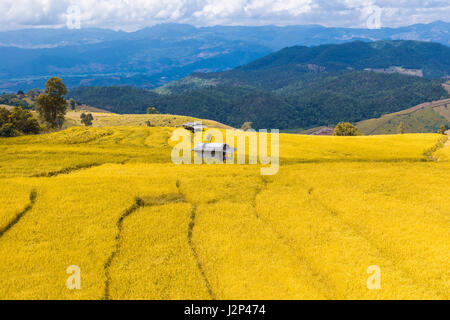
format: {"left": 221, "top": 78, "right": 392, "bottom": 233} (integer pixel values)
{"left": 0, "top": 123, "right": 19, "bottom": 137}
{"left": 241, "top": 122, "right": 253, "bottom": 131}
{"left": 147, "top": 107, "right": 159, "bottom": 114}
{"left": 0, "top": 107, "right": 40, "bottom": 137}
{"left": 80, "top": 113, "right": 94, "bottom": 126}
{"left": 333, "top": 122, "right": 361, "bottom": 136}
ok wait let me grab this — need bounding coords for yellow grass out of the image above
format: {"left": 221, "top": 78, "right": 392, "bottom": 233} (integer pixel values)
{"left": 0, "top": 126, "right": 448, "bottom": 300}
{"left": 435, "top": 137, "right": 450, "bottom": 161}
{"left": 64, "top": 111, "right": 231, "bottom": 129}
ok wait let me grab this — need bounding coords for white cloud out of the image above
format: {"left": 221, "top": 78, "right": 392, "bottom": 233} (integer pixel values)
{"left": 0, "top": 0, "right": 448, "bottom": 31}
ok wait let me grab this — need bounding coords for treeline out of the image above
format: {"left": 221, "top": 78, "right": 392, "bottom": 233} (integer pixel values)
{"left": 228, "top": 40, "right": 450, "bottom": 79}
{"left": 0, "top": 93, "right": 34, "bottom": 109}
{"left": 280, "top": 72, "right": 448, "bottom": 126}
{"left": 0, "top": 78, "right": 74, "bottom": 137}
{"left": 68, "top": 71, "right": 449, "bottom": 129}
{"left": 68, "top": 86, "right": 160, "bottom": 114}
{"left": 66, "top": 41, "right": 450, "bottom": 129}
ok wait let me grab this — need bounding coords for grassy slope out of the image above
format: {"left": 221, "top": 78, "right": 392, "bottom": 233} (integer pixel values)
{"left": 65, "top": 111, "right": 232, "bottom": 129}
{"left": 0, "top": 126, "right": 448, "bottom": 299}
{"left": 357, "top": 98, "right": 450, "bottom": 135}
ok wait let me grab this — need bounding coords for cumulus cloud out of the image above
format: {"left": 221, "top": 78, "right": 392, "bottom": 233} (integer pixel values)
{"left": 0, "top": 0, "right": 448, "bottom": 31}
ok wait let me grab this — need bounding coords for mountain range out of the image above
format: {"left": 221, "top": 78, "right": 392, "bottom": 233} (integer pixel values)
{"left": 1, "top": 21, "right": 449, "bottom": 92}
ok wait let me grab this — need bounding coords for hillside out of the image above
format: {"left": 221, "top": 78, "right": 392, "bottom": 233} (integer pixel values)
{"left": 357, "top": 98, "right": 450, "bottom": 135}
{"left": 195, "top": 40, "right": 450, "bottom": 83}
{"left": 0, "top": 125, "right": 449, "bottom": 299}
{"left": 68, "top": 41, "right": 450, "bottom": 130}
{"left": 64, "top": 110, "right": 232, "bottom": 129}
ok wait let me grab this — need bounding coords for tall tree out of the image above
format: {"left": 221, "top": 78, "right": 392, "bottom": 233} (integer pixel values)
{"left": 69, "top": 98, "right": 77, "bottom": 111}
{"left": 36, "top": 77, "right": 68, "bottom": 128}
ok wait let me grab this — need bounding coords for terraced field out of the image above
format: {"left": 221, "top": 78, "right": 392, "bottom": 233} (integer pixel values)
{"left": 0, "top": 126, "right": 448, "bottom": 299}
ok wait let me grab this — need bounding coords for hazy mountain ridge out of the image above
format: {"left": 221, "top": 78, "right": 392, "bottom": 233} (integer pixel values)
{"left": 1, "top": 21, "right": 449, "bottom": 91}
{"left": 1, "top": 21, "right": 449, "bottom": 49}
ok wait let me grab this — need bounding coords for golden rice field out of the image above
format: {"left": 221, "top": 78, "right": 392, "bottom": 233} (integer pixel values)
{"left": 0, "top": 125, "right": 448, "bottom": 300}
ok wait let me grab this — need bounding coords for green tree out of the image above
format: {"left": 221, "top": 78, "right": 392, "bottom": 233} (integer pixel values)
{"left": 333, "top": 122, "right": 361, "bottom": 136}
{"left": 26, "top": 89, "right": 40, "bottom": 100}
{"left": 8, "top": 107, "right": 40, "bottom": 134}
{"left": 397, "top": 122, "right": 405, "bottom": 134}
{"left": 241, "top": 122, "right": 253, "bottom": 131}
{"left": 0, "top": 107, "right": 40, "bottom": 137}
{"left": 0, "top": 107, "right": 9, "bottom": 125}
{"left": 80, "top": 113, "right": 94, "bottom": 126}
{"left": 438, "top": 125, "right": 447, "bottom": 135}
{"left": 0, "top": 123, "right": 18, "bottom": 137}
{"left": 35, "top": 77, "right": 68, "bottom": 128}
{"left": 69, "top": 98, "right": 77, "bottom": 111}
{"left": 147, "top": 106, "right": 159, "bottom": 114}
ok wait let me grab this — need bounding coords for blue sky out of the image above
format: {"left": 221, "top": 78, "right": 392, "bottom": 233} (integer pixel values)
{"left": 1, "top": 0, "right": 449, "bottom": 31}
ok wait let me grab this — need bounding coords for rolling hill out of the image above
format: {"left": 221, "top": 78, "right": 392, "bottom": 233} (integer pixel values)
{"left": 357, "top": 98, "right": 450, "bottom": 135}
{"left": 68, "top": 40, "right": 450, "bottom": 130}
{"left": 0, "top": 124, "right": 449, "bottom": 299}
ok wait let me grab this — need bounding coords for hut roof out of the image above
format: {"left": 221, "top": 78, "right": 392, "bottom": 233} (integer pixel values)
{"left": 193, "top": 143, "right": 236, "bottom": 153}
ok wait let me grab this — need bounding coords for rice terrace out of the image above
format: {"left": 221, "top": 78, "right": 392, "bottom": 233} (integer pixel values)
{"left": 0, "top": 117, "right": 449, "bottom": 300}
{"left": 1, "top": 4, "right": 450, "bottom": 304}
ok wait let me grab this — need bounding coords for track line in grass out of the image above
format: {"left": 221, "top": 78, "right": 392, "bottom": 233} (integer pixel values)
{"left": 177, "top": 180, "right": 216, "bottom": 300}
{"left": 251, "top": 177, "right": 336, "bottom": 299}
{"left": 103, "top": 197, "right": 145, "bottom": 300}
{"left": 0, "top": 189, "right": 37, "bottom": 239}
{"left": 32, "top": 159, "right": 129, "bottom": 178}
{"left": 304, "top": 184, "right": 444, "bottom": 298}
{"left": 424, "top": 135, "right": 448, "bottom": 161}
{"left": 102, "top": 189, "right": 191, "bottom": 300}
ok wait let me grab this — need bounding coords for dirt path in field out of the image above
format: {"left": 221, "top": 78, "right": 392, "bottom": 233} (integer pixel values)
{"left": 0, "top": 190, "right": 37, "bottom": 239}
{"left": 177, "top": 180, "right": 216, "bottom": 300}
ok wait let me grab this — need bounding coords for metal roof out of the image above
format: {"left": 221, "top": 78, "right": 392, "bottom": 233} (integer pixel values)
{"left": 193, "top": 143, "right": 236, "bottom": 153}
{"left": 183, "top": 122, "right": 206, "bottom": 128}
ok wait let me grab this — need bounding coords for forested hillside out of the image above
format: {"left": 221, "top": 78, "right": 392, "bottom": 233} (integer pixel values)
{"left": 68, "top": 41, "right": 450, "bottom": 130}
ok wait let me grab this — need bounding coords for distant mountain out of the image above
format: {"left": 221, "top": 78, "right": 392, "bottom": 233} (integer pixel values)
{"left": 1, "top": 21, "right": 449, "bottom": 49}
{"left": 68, "top": 40, "right": 450, "bottom": 130}
{"left": 196, "top": 40, "right": 450, "bottom": 81}
{"left": 1, "top": 21, "right": 449, "bottom": 91}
